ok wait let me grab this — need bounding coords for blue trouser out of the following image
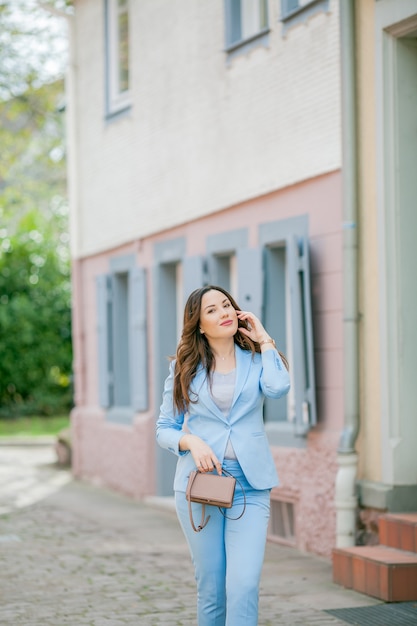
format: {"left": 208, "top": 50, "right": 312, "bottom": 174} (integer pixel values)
{"left": 175, "top": 459, "right": 271, "bottom": 626}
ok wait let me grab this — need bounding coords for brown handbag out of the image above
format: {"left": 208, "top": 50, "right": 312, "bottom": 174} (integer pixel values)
{"left": 186, "top": 468, "right": 246, "bottom": 532}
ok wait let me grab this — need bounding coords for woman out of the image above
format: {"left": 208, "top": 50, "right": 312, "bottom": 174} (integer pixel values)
{"left": 156, "top": 285, "right": 290, "bottom": 626}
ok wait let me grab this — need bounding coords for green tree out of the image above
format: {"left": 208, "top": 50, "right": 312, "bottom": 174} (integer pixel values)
{"left": 0, "top": 212, "right": 72, "bottom": 415}
{"left": 0, "top": 1, "right": 72, "bottom": 416}
{"left": 0, "top": 0, "right": 71, "bottom": 101}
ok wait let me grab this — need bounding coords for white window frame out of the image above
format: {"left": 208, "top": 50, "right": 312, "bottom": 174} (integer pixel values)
{"left": 224, "top": 0, "right": 269, "bottom": 52}
{"left": 105, "top": 0, "right": 131, "bottom": 116}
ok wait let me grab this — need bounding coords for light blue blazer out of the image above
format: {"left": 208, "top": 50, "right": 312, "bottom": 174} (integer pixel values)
{"left": 157, "top": 345, "right": 291, "bottom": 492}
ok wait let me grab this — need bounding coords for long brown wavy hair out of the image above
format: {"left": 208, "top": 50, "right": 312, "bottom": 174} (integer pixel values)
{"left": 172, "top": 285, "right": 288, "bottom": 413}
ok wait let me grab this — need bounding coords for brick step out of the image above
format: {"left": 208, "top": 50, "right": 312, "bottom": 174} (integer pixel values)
{"left": 332, "top": 545, "right": 417, "bottom": 602}
{"left": 379, "top": 513, "right": 417, "bottom": 552}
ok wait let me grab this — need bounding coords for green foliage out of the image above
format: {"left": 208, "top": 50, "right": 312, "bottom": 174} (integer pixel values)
{"left": 0, "top": 0, "right": 71, "bottom": 101}
{"left": 0, "top": 79, "right": 67, "bottom": 229}
{"left": 0, "top": 212, "right": 73, "bottom": 416}
{"left": 0, "top": 2, "right": 72, "bottom": 417}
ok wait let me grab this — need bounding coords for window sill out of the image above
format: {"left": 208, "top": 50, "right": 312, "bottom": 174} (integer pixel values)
{"left": 265, "top": 422, "right": 308, "bottom": 448}
{"left": 105, "top": 407, "right": 134, "bottom": 425}
{"left": 105, "top": 102, "right": 132, "bottom": 123}
{"left": 225, "top": 28, "right": 270, "bottom": 61}
{"left": 280, "top": 0, "right": 330, "bottom": 34}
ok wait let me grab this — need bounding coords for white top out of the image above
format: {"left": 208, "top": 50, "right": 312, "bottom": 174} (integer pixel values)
{"left": 211, "top": 369, "right": 237, "bottom": 460}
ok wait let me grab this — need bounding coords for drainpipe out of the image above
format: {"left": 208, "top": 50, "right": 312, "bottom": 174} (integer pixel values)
{"left": 335, "top": 0, "right": 360, "bottom": 548}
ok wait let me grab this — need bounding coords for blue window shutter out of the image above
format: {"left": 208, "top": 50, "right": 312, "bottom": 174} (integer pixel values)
{"left": 300, "top": 236, "right": 317, "bottom": 427}
{"left": 129, "top": 267, "right": 148, "bottom": 412}
{"left": 287, "top": 235, "right": 317, "bottom": 434}
{"left": 183, "top": 255, "right": 205, "bottom": 301}
{"left": 237, "top": 247, "right": 263, "bottom": 319}
{"left": 96, "top": 274, "right": 113, "bottom": 408}
{"left": 207, "top": 255, "right": 219, "bottom": 286}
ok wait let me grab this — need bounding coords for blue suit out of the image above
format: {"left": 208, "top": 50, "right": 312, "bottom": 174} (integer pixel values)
{"left": 157, "top": 345, "right": 290, "bottom": 626}
{"left": 157, "top": 345, "right": 290, "bottom": 490}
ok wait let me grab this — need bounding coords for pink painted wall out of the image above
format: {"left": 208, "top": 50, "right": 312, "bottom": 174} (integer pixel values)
{"left": 273, "top": 431, "right": 340, "bottom": 555}
{"left": 71, "top": 170, "right": 343, "bottom": 555}
{"left": 71, "top": 408, "right": 155, "bottom": 498}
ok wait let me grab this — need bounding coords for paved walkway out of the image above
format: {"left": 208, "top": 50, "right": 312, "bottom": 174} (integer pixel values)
{"left": 0, "top": 444, "right": 381, "bottom": 626}
{"left": 0, "top": 441, "right": 71, "bottom": 516}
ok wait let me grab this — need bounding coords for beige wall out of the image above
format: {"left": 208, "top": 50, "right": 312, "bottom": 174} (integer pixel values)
{"left": 69, "top": 0, "right": 342, "bottom": 257}
{"left": 355, "top": 0, "right": 381, "bottom": 483}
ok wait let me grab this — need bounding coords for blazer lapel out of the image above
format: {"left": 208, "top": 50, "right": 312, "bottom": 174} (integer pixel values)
{"left": 230, "top": 345, "right": 252, "bottom": 411}
{"left": 192, "top": 366, "right": 228, "bottom": 422}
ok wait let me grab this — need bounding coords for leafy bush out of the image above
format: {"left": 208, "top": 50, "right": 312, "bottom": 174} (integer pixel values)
{"left": 0, "top": 212, "right": 73, "bottom": 416}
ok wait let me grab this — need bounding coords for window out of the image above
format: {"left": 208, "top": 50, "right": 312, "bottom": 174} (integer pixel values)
{"left": 208, "top": 254, "right": 238, "bottom": 297}
{"left": 268, "top": 495, "right": 296, "bottom": 546}
{"left": 225, "top": 0, "right": 269, "bottom": 50}
{"left": 96, "top": 260, "right": 148, "bottom": 422}
{"left": 263, "top": 244, "right": 290, "bottom": 425}
{"left": 260, "top": 216, "right": 317, "bottom": 443}
{"left": 280, "top": 0, "right": 330, "bottom": 32}
{"left": 153, "top": 238, "right": 188, "bottom": 496}
{"left": 204, "top": 220, "right": 316, "bottom": 443}
{"left": 112, "top": 272, "right": 130, "bottom": 407}
{"left": 207, "top": 229, "right": 248, "bottom": 300}
{"left": 281, "top": 0, "right": 300, "bottom": 16}
{"left": 105, "top": 0, "right": 131, "bottom": 116}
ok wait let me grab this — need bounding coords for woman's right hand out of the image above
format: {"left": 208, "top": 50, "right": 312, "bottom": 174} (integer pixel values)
{"left": 179, "top": 434, "right": 222, "bottom": 474}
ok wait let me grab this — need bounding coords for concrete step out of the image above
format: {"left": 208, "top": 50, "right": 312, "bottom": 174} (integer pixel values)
{"left": 379, "top": 513, "right": 417, "bottom": 553}
{"left": 332, "top": 545, "right": 417, "bottom": 602}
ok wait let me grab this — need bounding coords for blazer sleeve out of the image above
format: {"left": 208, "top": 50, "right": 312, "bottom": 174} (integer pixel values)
{"left": 156, "top": 361, "right": 189, "bottom": 457}
{"left": 259, "top": 349, "right": 291, "bottom": 399}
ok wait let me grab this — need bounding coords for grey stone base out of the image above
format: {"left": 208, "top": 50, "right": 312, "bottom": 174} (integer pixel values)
{"left": 358, "top": 480, "right": 417, "bottom": 512}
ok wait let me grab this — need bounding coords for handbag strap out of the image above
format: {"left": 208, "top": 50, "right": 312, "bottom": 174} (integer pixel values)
{"left": 219, "top": 468, "right": 246, "bottom": 521}
{"left": 187, "top": 468, "right": 246, "bottom": 533}
{"left": 187, "top": 470, "right": 211, "bottom": 532}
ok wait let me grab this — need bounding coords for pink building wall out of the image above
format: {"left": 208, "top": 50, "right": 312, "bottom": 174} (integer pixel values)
{"left": 71, "top": 169, "right": 343, "bottom": 556}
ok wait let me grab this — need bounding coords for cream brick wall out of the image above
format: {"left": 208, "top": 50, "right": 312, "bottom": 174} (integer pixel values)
{"left": 70, "top": 0, "right": 341, "bottom": 257}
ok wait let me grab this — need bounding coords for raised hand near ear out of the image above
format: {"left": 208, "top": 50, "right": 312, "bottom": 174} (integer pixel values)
{"left": 236, "top": 311, "right": 272, "bottom": 346}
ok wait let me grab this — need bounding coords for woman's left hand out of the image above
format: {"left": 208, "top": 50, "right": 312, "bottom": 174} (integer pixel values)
{"left": 236, "top": 310, "right": 272, "bottom": 345}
